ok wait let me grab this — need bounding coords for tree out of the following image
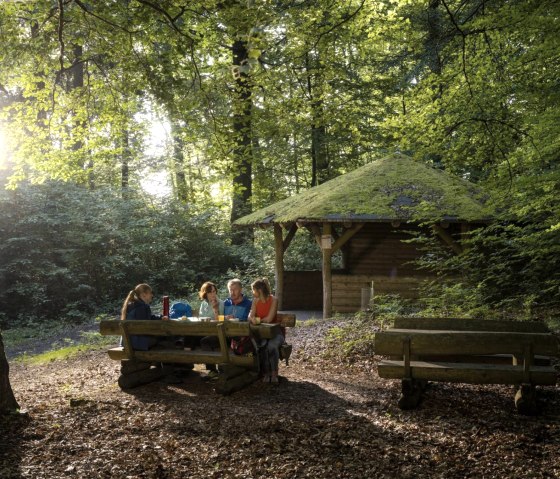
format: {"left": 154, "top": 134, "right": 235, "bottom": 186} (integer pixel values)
{"left": 0, "top": 332, "right": 19, "bottom": 414}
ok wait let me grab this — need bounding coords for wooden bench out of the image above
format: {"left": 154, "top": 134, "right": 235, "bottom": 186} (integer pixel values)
{"left": 99, "top": 312, "right": 296, "bottom": 393}
{"left": 376, "top": 318, "right": 559, "bottom": 415}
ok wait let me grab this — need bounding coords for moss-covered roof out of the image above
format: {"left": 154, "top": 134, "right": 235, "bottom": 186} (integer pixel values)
{"left": 235, "top": 154, "right": 496, "bottom": 226}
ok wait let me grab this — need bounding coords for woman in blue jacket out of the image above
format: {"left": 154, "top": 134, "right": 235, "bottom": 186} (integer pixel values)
{"left": 120, "top": 283, "right": 168, "bottom": 350}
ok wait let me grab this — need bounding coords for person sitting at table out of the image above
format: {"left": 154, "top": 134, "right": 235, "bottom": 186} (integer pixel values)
{"left": 248, "top": 278, "right": 282, "bottom": 384}
{"left": 198, "top": 281, "right": 224, "bottom": 320}
{"left": 120, "top": 283, "right": 169, "bottom": 351}
{"left": 223, "top": 278, "right": 252, "bottom": 321}
{"left": 200, "top": 279, "right": 252, "bottom": 380}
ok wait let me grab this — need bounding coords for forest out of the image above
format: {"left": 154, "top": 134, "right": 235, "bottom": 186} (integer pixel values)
{"left": 1, "top": 0, "right": 559, "bottom": 327}
{"left": 1, "top": 2, "right": 559, "bottom": 478}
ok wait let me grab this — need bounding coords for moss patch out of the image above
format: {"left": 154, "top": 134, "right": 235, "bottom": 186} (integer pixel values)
{"left": 235, "top": 153, "right": 496, "bottom": 225}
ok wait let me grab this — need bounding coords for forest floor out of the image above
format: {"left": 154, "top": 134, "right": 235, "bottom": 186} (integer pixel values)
{"left": 1, "top": 318, "right": 559, "bottom": 479}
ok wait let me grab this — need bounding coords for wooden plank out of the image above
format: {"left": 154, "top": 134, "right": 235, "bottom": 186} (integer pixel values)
{"left": 134, "top": 350, "right": 255, "bottom": 368}
{"left": 107, "top": 347, "right": 254, "bottom": 367}
{"left": 392, "top": 318, "right": 550, "bottom": 333}
{"left": 108, "top": 347, "right": 128, "bottom": 360}
{"left": 276, "top": 313, "right": 296, "bottom": 327}
{"left": 375, "top": 330, "right": 559, "bottom": 357}
{"left": 99, "top": 320, "right": 280, "bottom": 339}
{"left": 378, "top": 360, "right": 557, "bottom": 386}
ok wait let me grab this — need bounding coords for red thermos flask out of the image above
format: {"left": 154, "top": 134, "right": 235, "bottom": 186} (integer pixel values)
{"left": 163, "top": 296, "right": 169, "bottom": 317}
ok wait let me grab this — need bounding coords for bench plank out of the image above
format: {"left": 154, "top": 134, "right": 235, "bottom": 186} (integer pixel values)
{"left": 378, "top": 359, "right": 557, "bottom": 386}
{"left": 375, "top": 330, "right": 559, "bottom": 357}
{"left": 392, "top": 318, "right": 550, "bottom": 333}
{"left": 108, "top": 347, "right": 255, "bottom": 367}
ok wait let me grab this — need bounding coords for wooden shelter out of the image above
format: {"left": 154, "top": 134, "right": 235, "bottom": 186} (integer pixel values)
{"left": 234, "top": 154, "right": 495, "bottom": 318}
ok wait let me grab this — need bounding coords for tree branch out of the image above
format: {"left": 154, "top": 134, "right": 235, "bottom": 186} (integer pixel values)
{"left": 135, "top": 0, "right": 196, "bottom": 45}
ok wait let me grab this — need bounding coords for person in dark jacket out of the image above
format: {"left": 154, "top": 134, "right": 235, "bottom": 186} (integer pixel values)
{"left": 120, "top": 283, "right": 168, "bottom": 351}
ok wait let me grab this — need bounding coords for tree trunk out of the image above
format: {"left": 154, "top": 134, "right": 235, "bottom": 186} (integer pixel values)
{"left": 230, "top": 39, "right": 253, "bottom": 245}
{"left": 70, "top": 43, "right": 95, "bottom": 189}
{"left": 121, "top": 129, "right": 130, "bottom": 197}
{"left": 0, "top": 331, "right": 20, "bottom": 414}
{"left": 306, "top": 52, "right": 328, "bottom": 187}
{"left": 171, "top": 119, "right": 189, "bottom": 203}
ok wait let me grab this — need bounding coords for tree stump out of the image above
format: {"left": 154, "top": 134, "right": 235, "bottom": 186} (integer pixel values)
{"left": 0, "top": 331, "right": 19, "bottom": 414}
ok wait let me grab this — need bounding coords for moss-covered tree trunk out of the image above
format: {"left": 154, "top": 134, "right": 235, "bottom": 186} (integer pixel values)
{"left": 0, "top": 331, "right": 19, "bottom": 414}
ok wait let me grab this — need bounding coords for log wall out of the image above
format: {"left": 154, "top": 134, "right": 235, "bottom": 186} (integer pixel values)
{"left": 331, "top": 274, "right": 422, "bottom": 313}
{"left": 344, "top": 223, "right": 430, "bottom": 277}
{"left": 281, "top": 223, "right": 461, "bottom": 313}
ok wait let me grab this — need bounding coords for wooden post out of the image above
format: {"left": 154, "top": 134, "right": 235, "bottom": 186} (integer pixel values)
{"left": 322, "top": 223, "right": 332, "bottom": 319}
{"left": 274, "top": 223, "right": 284, "bottom": 310}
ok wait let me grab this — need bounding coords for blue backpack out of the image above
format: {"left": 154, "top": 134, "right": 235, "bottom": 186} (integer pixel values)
{"left": 169, "top": 302, "right": 192, "bottom": 319}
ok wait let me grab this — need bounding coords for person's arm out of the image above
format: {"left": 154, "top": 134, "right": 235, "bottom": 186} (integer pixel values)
{"left": 260, "top": 297, "right": 278, "bottom": 324}
{"left": 248, "top": 301, "right": 257, "bottom": 324}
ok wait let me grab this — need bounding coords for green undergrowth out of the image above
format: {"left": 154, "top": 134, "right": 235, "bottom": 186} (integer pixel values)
{"left": 14, "top": 331, "right": 115, "bottom": 365}
{"left": 3, "top": 315, "right": 117, "bottom": 364}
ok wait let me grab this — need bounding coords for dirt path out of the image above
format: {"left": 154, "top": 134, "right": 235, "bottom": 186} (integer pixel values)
{"left": 2, "top": 321, "right": 559, "bottom": 479}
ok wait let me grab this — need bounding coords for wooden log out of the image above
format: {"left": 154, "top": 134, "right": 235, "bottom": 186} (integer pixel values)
{"left": 375, "top": 330, "right": 558, "bottom": 357}
{"left": 120, "top": 359, "right": 152, "bottom": 375}
{"left": 392, "top": 318, "right": 550, "bottom": 333}
{"left": 214, "top": 371, "right": 259, "bottom": 395}
{"left": 322, "top": 223, "right": 332, "bottom": 319}
{"left": 219, "top": 364, "right": 251, "bottom": 381}
{"left": 274, "top": 223, "right": 285, "bottom": 310}
{"left": 378, "top": 360, "right": 557, "bottom": 386}
{"left": 117, "top": 365, "right": 168, "bottom": 389}
{"left": 130, "top": 349, "right": 255, "bottom": 367}
{"left": 276, "top": 313, "right": 296, "bottom": 328}
{"left": 515, "top": 384, "right": 538, "bottom": 416}
{"left": 99, "top": 320, "right": 279, "bottom": 339}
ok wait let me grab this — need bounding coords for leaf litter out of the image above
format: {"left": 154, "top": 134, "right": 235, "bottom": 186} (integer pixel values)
{"left": 1, "top": 319, "right": 559, "bottom": 478}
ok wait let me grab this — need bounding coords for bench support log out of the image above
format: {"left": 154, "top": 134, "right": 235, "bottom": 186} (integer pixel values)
{"left": 118, "top": 364, "right": 174, "bottom": 389}
{"left": 515, "top": 384, "right": 538, "bottom": 416}
{"left": 398, "top": 378, "right": 425, "bottom": 410}
{"left": 215, "top": 371, "right": 259, "bottom": 395}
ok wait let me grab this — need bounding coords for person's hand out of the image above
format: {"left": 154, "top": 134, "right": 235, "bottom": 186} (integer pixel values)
{"left": 162, "top": 316, "right": 169, "bottom": 321}
{"left": 225, "top": 314, "right": 234, "bottom": 320}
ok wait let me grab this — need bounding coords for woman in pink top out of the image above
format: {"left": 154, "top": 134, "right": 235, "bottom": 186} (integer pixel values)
{"left": 248, "top": 278, "right": 282, "bottom": 383}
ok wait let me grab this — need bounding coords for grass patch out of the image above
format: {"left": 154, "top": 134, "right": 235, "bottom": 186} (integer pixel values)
{"left": 9, "top": 329, "right": 117, "bottom": 364}
{"left": 17, "top": 344, "right": 94, "bottom": 365}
